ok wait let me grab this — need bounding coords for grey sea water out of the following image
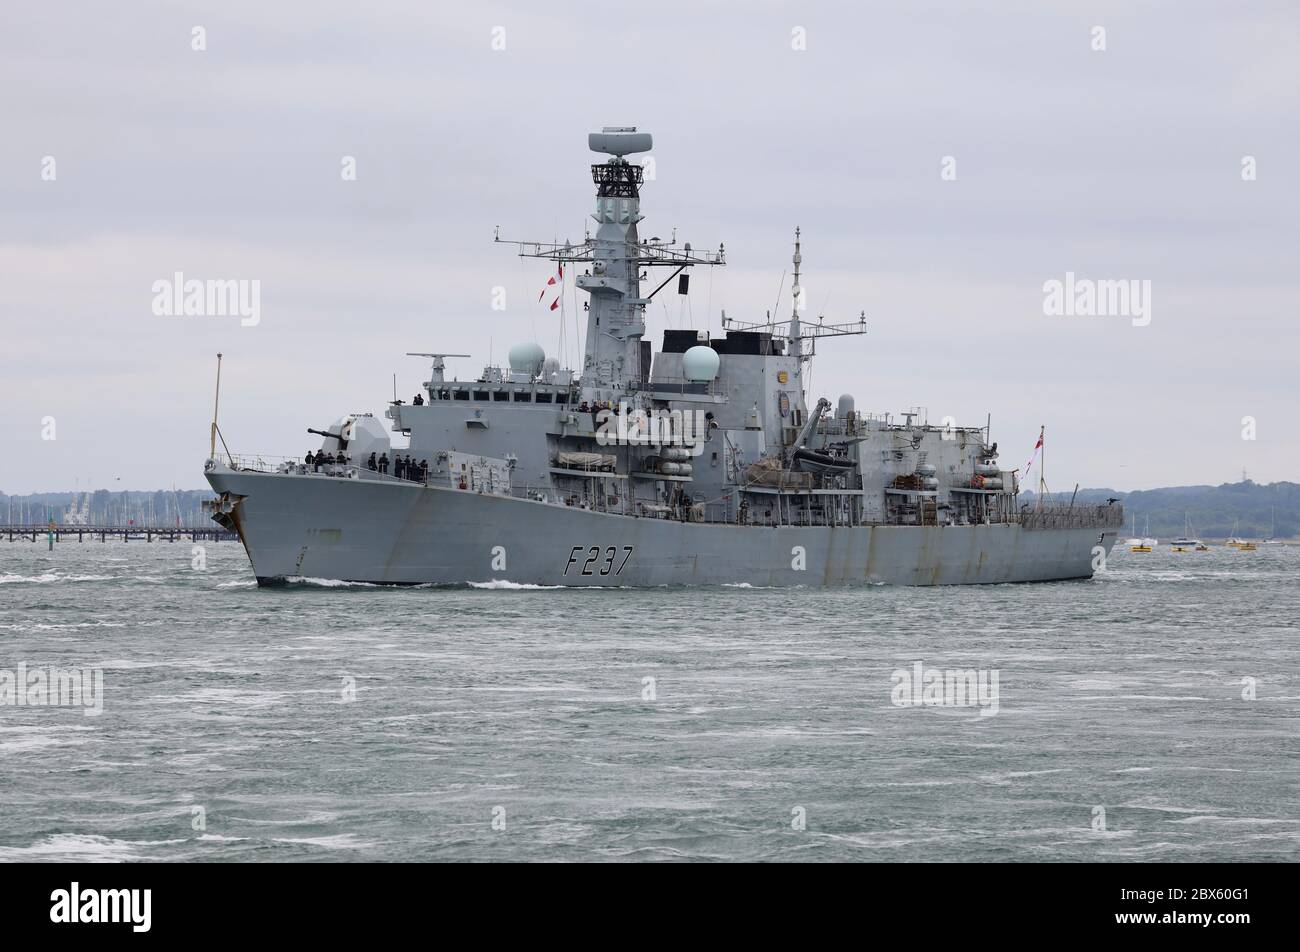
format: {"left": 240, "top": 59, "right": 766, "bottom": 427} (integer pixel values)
{"left": 0, "top": 539, "right": 1295, "bottom": 863}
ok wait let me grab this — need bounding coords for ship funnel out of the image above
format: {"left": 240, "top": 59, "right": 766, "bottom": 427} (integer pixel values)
{"left": 589, "top": 127, "right": 652, "bottom": 157}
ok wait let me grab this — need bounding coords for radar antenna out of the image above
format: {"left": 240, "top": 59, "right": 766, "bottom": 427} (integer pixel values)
{"left": 722, "top": 228, "right": 867, "bottom": 361}
{"left": 406, "top": 352, "right": 470, "bottom": 385}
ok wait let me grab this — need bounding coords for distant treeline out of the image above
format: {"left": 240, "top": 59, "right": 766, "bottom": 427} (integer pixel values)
{"left": 1022, "top": 480, "right": 1297, "bottom": 540}
{"left": 0, "top": 489, "right": 214, "bottom": 527}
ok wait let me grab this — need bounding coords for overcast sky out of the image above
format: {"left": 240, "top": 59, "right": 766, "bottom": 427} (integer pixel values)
{"left": 2, "top": 1, "right": 1297, "bottom": 495}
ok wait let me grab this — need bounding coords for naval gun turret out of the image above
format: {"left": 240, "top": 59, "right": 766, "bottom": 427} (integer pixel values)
{"left": 307, "top": 427, "right": 347, "bottom": 447}
{"left": 308, "top": 414, "right": 391, "bottom": 460}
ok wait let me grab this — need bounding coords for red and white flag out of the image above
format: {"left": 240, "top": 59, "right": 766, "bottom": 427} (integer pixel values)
{"left": 538, "top": 263, "right": 564, "bottom": 301}
{"left": 549, "top": 297, "right": 560, "bottom": 311}
{"left": 1022, "top": 427, "right": 1044, "bottom": 477}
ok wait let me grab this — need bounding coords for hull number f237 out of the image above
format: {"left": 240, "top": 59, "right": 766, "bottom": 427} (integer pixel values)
{"left": 565, "top": 545, "right": 634, "bottom": 577}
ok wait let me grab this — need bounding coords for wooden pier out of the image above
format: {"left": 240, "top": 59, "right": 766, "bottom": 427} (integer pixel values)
{"left": 0, "top": 525, "right": 238, "bottom": 543}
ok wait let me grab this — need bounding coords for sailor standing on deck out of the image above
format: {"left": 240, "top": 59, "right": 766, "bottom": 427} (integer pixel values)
{"left": 394, "top": 455, "right": 405, "bottom": 480}
{"left": 378, "top": 452, "right": 389, "bottom": 475}
{"left": 368, "top": 452, "right": 377, "bottom": 471}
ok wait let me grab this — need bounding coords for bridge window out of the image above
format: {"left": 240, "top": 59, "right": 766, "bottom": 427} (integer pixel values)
{"left": 473, "top": 390, "right": 489, "bottom": 401}
{"left": 454, "top": 390, "right": 470, "bottom": 400}
{"left": 493, "top": 391, "right": 509, "bottom": 402}
{"left": 536, "top": 392, "right": 553, "bottom": 403}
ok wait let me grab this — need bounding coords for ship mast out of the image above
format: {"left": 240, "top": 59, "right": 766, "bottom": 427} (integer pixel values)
{"left": 495, "top": 128, "right": 725, "bottom": 398}
{"left": 580, "top": 130, "right": 650, "bottom": 391}
{"left": 788, "top": 227, "right": 803, "bottom": 360}
{"left": 722, "top": 228, "right": 867, "bottom": 357}
{"left": 209, "top": 352, "right": 222, "bottom": 459}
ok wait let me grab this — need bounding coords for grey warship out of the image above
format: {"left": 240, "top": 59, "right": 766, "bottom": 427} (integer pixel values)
{"left": 205, "top": 127, "right": 1122, "bottom": 586}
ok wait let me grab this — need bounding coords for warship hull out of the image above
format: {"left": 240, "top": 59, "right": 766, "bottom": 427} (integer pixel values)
{"left": 207, "top": 468, "right": 1120, "bottom": 587}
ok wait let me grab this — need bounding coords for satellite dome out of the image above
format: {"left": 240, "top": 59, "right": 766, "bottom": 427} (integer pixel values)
{"left": 508, "top": 342, "right": 546, "bottom": 377}
{"left": 682, "top": 345, "right": 720, "bottom": 382}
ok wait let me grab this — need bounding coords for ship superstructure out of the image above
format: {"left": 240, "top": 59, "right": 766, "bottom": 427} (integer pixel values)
{"left": 205, "top": 128, "right": 1122, "bottom": 586}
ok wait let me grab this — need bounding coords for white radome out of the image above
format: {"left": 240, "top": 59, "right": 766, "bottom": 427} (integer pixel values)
{"left": 508, "top": 342, "right": 546, "bottom": 377}
{"left": 682, "top": 345, "right": 720, "bottom": 381}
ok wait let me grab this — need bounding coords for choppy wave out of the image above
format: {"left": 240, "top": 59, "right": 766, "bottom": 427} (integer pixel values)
{"left": 0, "top": 620, "right": 127, "bottom": 631}
{"left": 282, "top": 576, "right": 380, "bottom": 587}
{"left": 467, "top": 580, "right": 564, "bottom": 590}
{"left": 0, "top": 834, "right": 183, "bottom": 862}
{"left": 271, "top": 834, "right": 375, "bottom": 849}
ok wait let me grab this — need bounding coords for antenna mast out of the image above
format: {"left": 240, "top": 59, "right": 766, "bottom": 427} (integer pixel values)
{"left": 722, "top": 227, "right": 866, "bottom": 354}
{"left": 209, "top": 353, "right": 223, "bottom": 459}
{"left": 788, "top": 227, "right": 803, "bottom": 359}
{"left": 495, "top": 128, "right": 724, "bottom": 394}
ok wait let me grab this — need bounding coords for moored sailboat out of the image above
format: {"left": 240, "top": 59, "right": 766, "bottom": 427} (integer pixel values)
{"left": 1170, "top": 512, "right": 1208, "bottom": 552}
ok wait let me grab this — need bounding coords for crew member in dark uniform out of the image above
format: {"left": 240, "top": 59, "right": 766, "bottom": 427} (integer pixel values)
{"left": 368, "top": 452, "right": 377, "bottom": 471}
{"left": 378, "top": 452, "right": 389, "bottom": 475}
